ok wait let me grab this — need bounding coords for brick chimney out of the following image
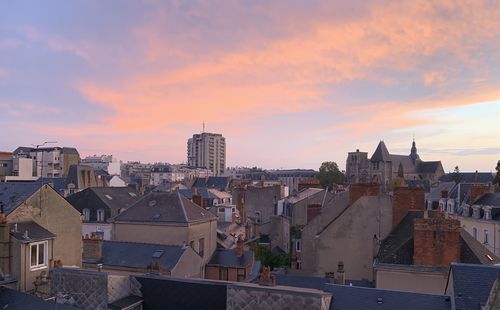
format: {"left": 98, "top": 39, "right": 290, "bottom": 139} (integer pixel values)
{"left": 393, "top": 187, "right": 425, "bottom": 228}
{"left": 413, "top": 213, "right": 461, "bottom": 266}
{"left": 469, "top": 184, "right": 490, "bottom": 204}
{"left": 349, "top": 183, "right": 380, "bottom": 205}
{"left": 82, "top": 233, "right": 103, "bottom": 261}
{"left": 0, "top": 203, "right": 11, "bottom": 276}
{"left": 192, "top": 189, "right": 205, "bottom": 209}
{"left": 236, "top": 236, "right": 244, "bottom": 258}
{"left": 307, "top": 203, "right": 322, "bottom": 224}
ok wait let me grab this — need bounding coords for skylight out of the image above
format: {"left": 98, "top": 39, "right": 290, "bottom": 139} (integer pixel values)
{"left": 105, "top": 194, "right": 113, "bottom": 200}
{"left": 152, "top": 250, "right": 164, "bottom": 258}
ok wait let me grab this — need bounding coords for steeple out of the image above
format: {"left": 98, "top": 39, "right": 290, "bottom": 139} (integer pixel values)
{"left": 410, "top": 138, "right": 419, "bottom": 163}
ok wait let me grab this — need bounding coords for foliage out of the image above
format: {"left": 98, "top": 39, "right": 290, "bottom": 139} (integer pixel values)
{"left": 494, "top": 160, "right": 500, "bottom": 186}
{"left": 452, "top": 166, "right": 463, "bottom": 184}
{"left": 317, "top": 161, "right": 346, "bottom": 190}
{"left": 290, "top": 225, "right": 302, "bottom": 239}
{"left": 254, "top": 244, "right": 289, "bottom": 269}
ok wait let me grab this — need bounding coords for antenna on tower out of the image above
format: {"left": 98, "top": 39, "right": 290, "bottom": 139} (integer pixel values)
{"left": 202, "top": 121, "right": 205, "bottom": 133}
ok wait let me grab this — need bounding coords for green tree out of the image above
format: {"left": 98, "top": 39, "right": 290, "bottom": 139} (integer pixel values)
{"left": 254, "top": 244, "right": 289, "bottom": 269}
{"left": 452, "top": 166, "right": 463, "bottom": 184}
{"left": 493, "top": 160, "right": 500, "bottom": 186}
{"left": 317, "top": 161, "right": 346, "bottom": 190}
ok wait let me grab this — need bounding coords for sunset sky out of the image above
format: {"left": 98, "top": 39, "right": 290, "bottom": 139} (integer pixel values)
{"left": 1, "top": 1, "right": 499, "bottom": 172}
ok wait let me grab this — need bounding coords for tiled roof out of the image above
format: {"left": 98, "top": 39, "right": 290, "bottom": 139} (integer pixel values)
{"left": 272, "top": 274, "right": 373, "bottom": 290}
{"left": 473, "top": 193, "right": 500, "bottom": 207}
{"left": 325, "top": 284, "right": 451, "bottom": 310}
{"left": 38, "top": 177, "right": 69, "bottom": 194}
{"left": 0, "top": 286, "right": 77, "bottom": 309}
{"left": 417, "top": 161, "right": 442, "bottom": 174}
{"left": 207, "top": 248, "right": 253, "bottom": 268}
{"left": 286, "top": 188, "right": 324, "bottom": 204}
{"left": 10, "top": 221, "right": 56, "bottom": 243}
{"left": 113, "top": 191, "right": 216, "bottom": 223}
{"left": 178, "top": 188, "right": 215, "bottom": 200}
{"left": 460, "top": 230, "right": 500, "bottom": 264}
{"left": 449, "top": 263, "right": 500, "bottom": 310}
{"left": 439, "top": 172, "right": 494, "bottom": 183}
{"left": 371, "top": 141, "right": 391, "bottom": 162}
{"left": 86, "top": 241, "right": 186, "bottom": 272}
{"left": 193, "top": 176, "right": 230, "bottom": 190}
{"left": 0, "top": 182, "right": 41, "bottom": 214}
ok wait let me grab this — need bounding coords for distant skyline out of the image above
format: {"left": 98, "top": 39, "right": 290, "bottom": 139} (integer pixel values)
{"left": 1, "top": 1, "right": 499, "bottom": 172}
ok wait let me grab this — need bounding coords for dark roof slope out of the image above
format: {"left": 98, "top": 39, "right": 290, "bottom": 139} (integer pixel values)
{"left": 10, "top": 221, "right": 56, "bottom": 243}
{"left": 439, "top": 172, "right": 494, "bottom": 183}
{"left": 0, "top": 182, "right": 41, "bottom": 214}
{"left": 193, "top": 177, "right": 229, "bottom": 190}
{"left": 474, "top": 193, "right": 500, "bottom": 207}
{"left": 179, "top": 188, "right": 215, "bottom": 200}
{"left": 114, "top": 191, "right": 216, "bottom": 223}
{"left": 325, "top": 284, "right": 451, "bottom": 310}
{"left": 460, "top": 230, "right": 500, "bottom": 264}
{"left": 449, "top": 263, "right": 500, "bottom": 310}
{"left": 0, "top": 286, "right": 77, "bottom": 309}
{"left": 85, "top": 241, "right": 186, "bottom": 272}
{"left": 418, "top": 161, "right": 442, "bottom": 174}
{"left": 371, "top": 141, "right": 391, "bottom": 162}
{"left": 67, "top": 187, "right": 140, "bottom": 213}
{"left": 207, "top": 249, "right": 253, "bottom": 268}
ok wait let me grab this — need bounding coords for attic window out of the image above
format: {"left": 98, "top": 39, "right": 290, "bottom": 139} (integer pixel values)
{"left": 105, "top": 195, "right": 113, "bottom": 200}
{"left": 152, "top": 250, "right": 164, "bottom": 258}
{"left": 149, "top": 200, "right": 157, "bottom": 207}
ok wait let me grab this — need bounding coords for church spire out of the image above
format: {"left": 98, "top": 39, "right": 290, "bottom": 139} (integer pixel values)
{"left": 410, "top": 138, "right": 419, "bottom": 163}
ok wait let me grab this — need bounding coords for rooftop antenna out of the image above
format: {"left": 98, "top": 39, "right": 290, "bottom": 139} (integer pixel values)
{"left": 202, "top": 121, "right": 205, "bottom": 133}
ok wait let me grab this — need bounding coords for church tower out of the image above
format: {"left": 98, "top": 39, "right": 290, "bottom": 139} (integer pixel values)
{"left": 410, "top": 139, "right": 420, "bottom": 163}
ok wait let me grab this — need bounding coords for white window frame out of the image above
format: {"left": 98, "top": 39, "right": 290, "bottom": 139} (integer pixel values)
{"left": 83, "top": 208, "right": 90, "bottom": 221}
{"left": 484, "top": 229, "right": 489, "bottom": 244}
{"left": 30, "top": 241, "right": 48, "bottom": 270}
{"left": 472, "top": 227, "right": 478, "bottom": 240}
{"left": 97, "top": 209, "right": 105, "bottom": 222}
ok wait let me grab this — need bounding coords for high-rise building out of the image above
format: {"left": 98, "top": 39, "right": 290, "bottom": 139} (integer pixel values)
{"left": 187, "top": 132, "right": 226, "bottom": 176}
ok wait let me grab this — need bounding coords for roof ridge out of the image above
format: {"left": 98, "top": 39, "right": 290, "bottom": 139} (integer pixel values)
{"left": 103, "top": 240, "right": 183, "bottom": 248}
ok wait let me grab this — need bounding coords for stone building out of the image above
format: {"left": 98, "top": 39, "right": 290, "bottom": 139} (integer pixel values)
{"left": 346, "top": 140, "right": 444, "bottom": 190}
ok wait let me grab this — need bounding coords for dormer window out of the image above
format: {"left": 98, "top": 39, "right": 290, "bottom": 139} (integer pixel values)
{"left": 472, "top": 206, "right": 481, "bottom": 219}
{"left": 483, "top": 206, "right": 492, "bottom": 220}
{"left": 82, "top": 208, "right": 90, "bottom": 221}
{"left": 97, "top": 209, "right": 105, "bottom": 222}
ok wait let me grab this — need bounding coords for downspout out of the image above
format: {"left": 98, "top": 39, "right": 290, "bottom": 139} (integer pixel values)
{"left": 24, "top": 244, "right": 27, "bottom": 291}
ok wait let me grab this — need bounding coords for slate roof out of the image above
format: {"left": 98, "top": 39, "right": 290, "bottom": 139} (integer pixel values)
{"left": 113, "top": 191, "right": 216, "bottom": 223}
{"left": 67, "top": 187, "right": 140, "bottom": 217}
{"left": 448, "top": 263, "right": 500, "bottom": 310}
{"left": 377, "top": 210, "right": 500, "bottom": 265}
{"left": 84, "top": 241, "right": 186, "bottom": 272}
{"left": 417, "top": 161, "right": 442, "bottom": 174}
{"left": 439, "top": 172, "right": 494, "bottom": 183}
{"left": 193, "top": 176, "right": 229, "bottom": 190}
{"left": 370, "top": 141, "right": 391, "bottom": 162}
{"left": 207, "top": 248, "right": 254, "bottom": 268}
{"left": 109, "top": 295, "right": 143, "bottom": 310}
{"left": 10, "top": 221, "right": 56, "bottom": 243}
{"left": 270, "top": 274, "right": 373, "bottom": 291}
{"left": 473, "top": 193, "right": 500, "bottom": 206}
{"left": 0, "top": 286, "right": 77, "bottom": 310}
{"left": 286, "top": 188, "right": 324, "bottom": 204}
{"left": 0, "top": 182, "right": 42, "bottom": 214}
{"left": 324, "top": 284, "right": 451, "bottom": 310}
{"left": 38, "top": 177, "right": 69, "bottom": 194}
{"left": 178, "top": 188, "right": 215, "bottom": 200}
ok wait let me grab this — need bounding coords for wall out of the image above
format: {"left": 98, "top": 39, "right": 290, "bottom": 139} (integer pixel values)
{"left": 244, "top": 185, "right": 281, "bottom": 235}
{"left": 171, "top": 248, "right": 203, "bottom": 278}
{"left": 375, "top": 266, "right": 448, "bottom": 295}
{"left": 83, "top": 222, "right": 112, "bottom": 240}
{"left": 301, "top": 195, "right": 393, "bottom": 281}
{"left": 460, "top": 217, "right": 499, "bottom": 256}
{"left": 291, "top": 190, "right": 332, "bottom": 226}
{"left": 269, "top": 215, "right": 290, "bottom": 253}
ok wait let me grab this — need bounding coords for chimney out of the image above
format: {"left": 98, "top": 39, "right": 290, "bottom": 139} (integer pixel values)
{"left": 307, "top": 203, "right": 322, "bottom": 224}
{"left": 83, "top": 232, "right": 103, "bottom": 261}
{"left": 469, "top": 184, "right": 490, "bottom": 204}
{"left": 393, "top": 187, "right": 425, "bottom": 228}
{"left": 0, "top": 210, "right": 10, "bottom": 276}
{"left": 192, "top": 189, "right": 205, "bottom": 209}
{"left": 335, "top": 261, "right": 346, "bottom": 285}
{"left": 325, "top": 272, "right": 335, "bottom": 283}
{"left": 413, "top": 213, "right": 461, "bottom": 266}
{"left": 441, "top": 189, "right": 448, "bottom": 199}
{"left": 234, "top": 187, "right": 247, "bottom": 224}
{"left": 349, "top": 183, "right": 380, "bottom": 205}
{"left": 236, "top": 236, "right": 244, "bottom": 258}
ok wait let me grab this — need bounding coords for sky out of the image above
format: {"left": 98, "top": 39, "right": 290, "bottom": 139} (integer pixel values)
{"left": 1, "top": 0, "right": 499, "bottom": 172}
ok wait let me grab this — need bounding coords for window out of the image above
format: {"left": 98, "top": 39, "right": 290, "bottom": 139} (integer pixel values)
{"left": 296, "top": 260, "right": 302, "bottom": 270}
{"left": 295, "top": 240, "right": 302, "bottom": 252}
{"left": 97, "top": 209, "right": 105, "bottom": 222}
{"left": 30, "top": 241, "right": 48, "bottom": 270}
{"left": 83, "top": 208, "right": 90, "bottom": 221}
{"left": 484, "top": 229, "right": 489, "bottom": 244}
{"left": 472, "top": 227, "right": 478, "bottom": 240}
{"left": 190, "top": 241, "right": 194, "bottom": 249}
{"left": 372, "top": 162, "right": 379, "bottom": 170}
{"left": 199, "top": 238, "right": 205, "bottom": 257}
{"left": 219, "top": 267, "right": 228, "bottom": 281}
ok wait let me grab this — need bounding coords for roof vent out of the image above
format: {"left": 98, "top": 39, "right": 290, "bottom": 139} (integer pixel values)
{"left": 105, "top": 194, "right": 113, "bottom": 200}
{"left": 377, "top": 297, "right": 383, "bottom": 304}
{"left": 152, "top": 213, "right": 161, "bottom": 220}
{"left": 152, "top": 250, "right": 164, "bottom": 258}
{"left": 149, "top": 200, "right": 157, "bottom": 207}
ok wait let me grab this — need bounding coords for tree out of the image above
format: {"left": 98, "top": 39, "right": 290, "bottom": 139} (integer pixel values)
{"left": 493, "top": 160, "right": 500, "bottom": 186}
{"left": 452, "top": 166, "right": 463, "bottom": 184}
{"left": 317, "top": 161, "right": 346, "bottom": 190}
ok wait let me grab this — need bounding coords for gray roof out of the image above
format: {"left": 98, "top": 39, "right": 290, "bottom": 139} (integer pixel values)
{"left": 417, "top": 161, "right": 442, "bottom": 174}
{"left": 325, "top": 284, "right": 451, "bottom": 310}
{"left": 10, "top": 221, "right": 56, "bottom": 243}
{"left": 207, "top": 248, "right": 253, "bottom": 268}
{"left": 0, "top": 286, "right": 77, "bottom": 310}
{"left": 0, "top": 182, "right": 41, "bottom": 214}
{"left": 271, "top": 274, "right": 373, "bottom": 291}
{"left": 67, "top": 187, "right": 140, "bottom": 212}
{"left": 440, "top": 172, "right": 494, "bottom": 183}
{"left": 85, "top": 241, "right": 186, "bottom": 272}
{"left": 449, "top": 263, "right": 500, "bottom": 310}
{"left": 473, "top": 193, "right": 500, "bottom": 206}
{"left": 371, "top": 141, "right": 391, "bottom": 162}
{"left": 114, "top": 191, "right": 216, "bottom": 224}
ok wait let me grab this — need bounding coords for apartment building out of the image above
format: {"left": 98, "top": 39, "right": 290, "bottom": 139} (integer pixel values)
{"left": 187, "top": 132, "right": 226, "bottom": 176}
